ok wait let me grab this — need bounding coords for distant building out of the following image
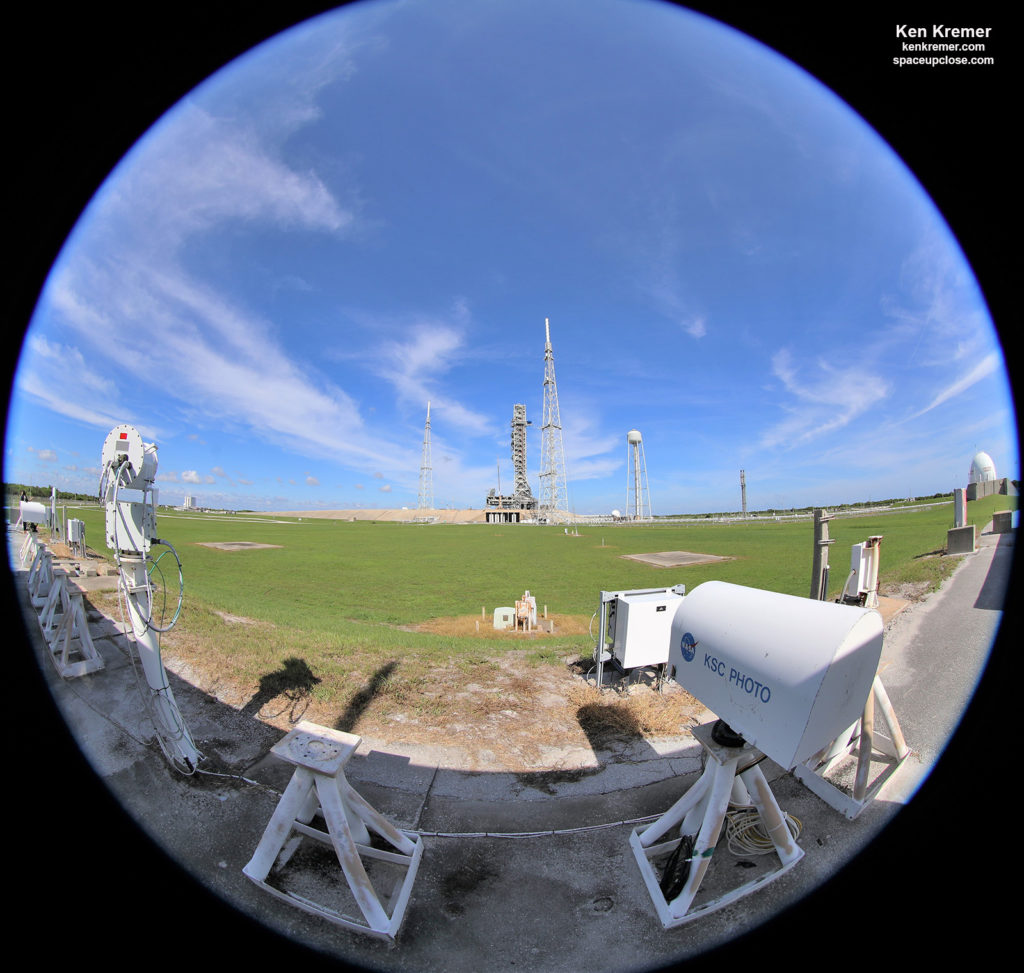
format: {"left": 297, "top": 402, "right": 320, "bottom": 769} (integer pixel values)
{"left": 183, "top": 495, "right": 195, "bottom": 510}
{"left": 966, "top": 451, "right": 1015, "bottom": 500}
{"left": 968, "top": 451, "right": 997, "bottom": 484}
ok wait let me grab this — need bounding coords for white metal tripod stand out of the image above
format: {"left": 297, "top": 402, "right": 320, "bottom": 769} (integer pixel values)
{"left": 244, "top": 721, "right": 423, "bottom": 941}
{"left": 793, "top": 674, "right": 909, "bottom": 819}
{"left": 630, "top": 722, "right": 803, "bottom": 927}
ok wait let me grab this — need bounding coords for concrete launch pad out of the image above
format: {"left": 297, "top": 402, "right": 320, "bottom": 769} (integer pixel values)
{"left": 621, "top": 550, "right": 730, "bottom": 568}
{"left": 197, "top": 542, "right": 283, "bottom": 551}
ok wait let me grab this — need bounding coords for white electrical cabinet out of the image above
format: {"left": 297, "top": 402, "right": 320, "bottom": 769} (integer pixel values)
{"left": 612, "top": 588, "right": 685, "bottom": 669}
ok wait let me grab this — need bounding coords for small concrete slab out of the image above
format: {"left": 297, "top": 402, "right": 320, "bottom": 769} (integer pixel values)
{"left": 197, "top": 542, "right": 282, "bottom": 551}
{"left": 947, "top": 524, "right": 976, "bottom": 555}
{"left": 992, "top": 510, "right": 1013, "bottom": 534}
{"left": 621, "top": 550, "right": 729, "bottom": 568}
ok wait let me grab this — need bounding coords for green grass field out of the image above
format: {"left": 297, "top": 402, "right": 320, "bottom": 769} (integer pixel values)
{"left": 72, "top": 494, "right": 1008, "bottom": 606}
{"left": 33, "top": 493, "right": 1014, "bottom": 742}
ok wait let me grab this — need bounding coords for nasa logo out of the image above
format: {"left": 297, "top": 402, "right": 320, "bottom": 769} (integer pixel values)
{"left": 680, "top": 631, "right": 698, "bottom": 662}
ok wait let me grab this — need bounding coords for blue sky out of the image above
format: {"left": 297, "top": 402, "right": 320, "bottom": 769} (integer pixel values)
{"left": 4, "top": 0, "right": 1017, "bottom": 514}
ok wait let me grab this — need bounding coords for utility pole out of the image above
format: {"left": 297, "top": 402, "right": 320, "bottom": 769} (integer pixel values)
{"left": 810, "top": 507, "right": 835, "bottom": 600}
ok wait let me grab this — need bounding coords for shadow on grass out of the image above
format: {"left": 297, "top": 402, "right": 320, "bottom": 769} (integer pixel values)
{"left": 575, "top": 698, "right": 646, "bottom": 751}
{"left": 335, "top": 660, "right": 399, "bottom": 733}
{"left": 241, "top": 656, "right": 321, "bottom": 724}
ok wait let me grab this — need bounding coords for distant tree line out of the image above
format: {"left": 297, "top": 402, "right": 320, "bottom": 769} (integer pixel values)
{"left": 657, "top": 491, "right": 954, "bottom": 520}
{"left": 3, "top": 482, "right": 99, "bottom": 503}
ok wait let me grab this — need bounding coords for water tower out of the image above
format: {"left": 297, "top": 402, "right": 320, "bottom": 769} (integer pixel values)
{"left": 626, "top": 429, "right": 652, "bottom": 521}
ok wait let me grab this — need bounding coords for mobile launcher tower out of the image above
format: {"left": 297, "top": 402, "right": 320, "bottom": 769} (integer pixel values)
{"left": 486, "top": 403, "right": 538, "bottom": 511}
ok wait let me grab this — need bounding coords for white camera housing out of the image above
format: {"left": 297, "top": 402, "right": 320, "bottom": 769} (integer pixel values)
{"left": 668, "top": 580, "right": 883, "bottom": 769}
{"left": 101, "top": 424, "right": 157, "bottom": 490}
{"left": 101, "top": 424, "right": 159, "bottom": 554}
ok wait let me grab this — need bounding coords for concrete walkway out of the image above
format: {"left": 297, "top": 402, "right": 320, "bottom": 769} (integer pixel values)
{"left": 8, "top": 520, "right": 1017, "bottom": 971}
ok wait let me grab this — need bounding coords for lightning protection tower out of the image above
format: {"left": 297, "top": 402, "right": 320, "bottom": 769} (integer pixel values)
{"left": 626, "top": 429, "right": 652, "bottom": 520}
{"left": 418, "top": 401, "right": 433, "bottom": 510}
{"left": 740, "top": 469, "right": 747, "bottom": 518}
{"left": 539, "top": 318, "right": 570, "bottom": 522}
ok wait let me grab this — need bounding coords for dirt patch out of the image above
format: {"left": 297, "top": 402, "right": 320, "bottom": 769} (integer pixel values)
{"left": 880, "top": 580, "right": 932, "bottom": 603}
{"left": 214, "top": 611, "right": 260, "bottom": 625}
{"left": 333, "top": 653, "right": 706, "bottom": 771}
{"left": 156, "top": 619, "right": 704, "bottom": 771}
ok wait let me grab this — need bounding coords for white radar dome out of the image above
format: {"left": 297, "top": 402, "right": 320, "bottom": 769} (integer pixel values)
{"left": 969, "top": 451, "right": 997, "bottom": 484}
{"left": 612, "top": 509, "right": 621, "bottom": 519}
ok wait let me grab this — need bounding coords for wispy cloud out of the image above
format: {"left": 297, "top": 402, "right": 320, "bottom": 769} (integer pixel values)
{"left": 633, "top": 205, "right": 709, "bottom": 340}
{"left": 906, "top": 352, "right": 1002, "bottom": 420}
{"left": 364, "top": 307, "right": 495, "bottom": 436}
{"left": 759, "top": 348, "right": 890, "bottom": 450}
{"left": 883, "top": 230, "right": 989, "bottom": 367}
{"left": 20, "top": 24, "right": 428, "bottom": 480}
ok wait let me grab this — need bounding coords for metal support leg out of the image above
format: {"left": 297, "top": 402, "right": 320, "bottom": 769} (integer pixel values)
{"left": 793, "top": 674, "right": 909, "bottom": 819}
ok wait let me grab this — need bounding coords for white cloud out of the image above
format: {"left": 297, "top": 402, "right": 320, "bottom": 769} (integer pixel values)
{"left": 906, "top": 352, "right": 1002, "bottom": 420}
{"left": 180, "top": 470, "right": 215, "bottom": 485}
{"left": 683, "top": 315, "right": 707, "bottom": 339}
{"left": 759, "top": 349, "right": 890, "bottom": 450}
{"left": 363, "top": 308, "right": 494, "bottom": 436}
{"left": 883, "top": 230, "right": 988, "bottom": 367}
{"left": 18, "top": 23, "right": 427, "bottom": 478}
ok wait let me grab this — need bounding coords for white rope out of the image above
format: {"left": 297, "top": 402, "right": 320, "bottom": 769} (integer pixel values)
{"left": 724, "top": 806, "right": 802, "bottom": 856}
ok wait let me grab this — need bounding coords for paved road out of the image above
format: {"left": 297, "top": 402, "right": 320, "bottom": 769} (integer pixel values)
{"left": 7, "top": 520, "right": 1018, "bottom": 971}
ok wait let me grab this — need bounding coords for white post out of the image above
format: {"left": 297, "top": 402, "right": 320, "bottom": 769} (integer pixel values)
{"left": 120, "top": 556, "right": 201, "bottom": 771}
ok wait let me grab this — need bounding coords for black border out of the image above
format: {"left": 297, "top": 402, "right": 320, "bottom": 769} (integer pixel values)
{"left": 5, "top": 3, "right": 1018, "bottom": 968}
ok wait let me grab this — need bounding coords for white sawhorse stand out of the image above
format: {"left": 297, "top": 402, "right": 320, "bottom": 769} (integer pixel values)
{"left": 793, "top": 674, "right": 909, "bottom": 819}
{"left": 630, "top": 722, "right": 803, "bottom": 928}
{"left": 39, "top": 570, "right": 105, "bottom": 679}
{"left": 244, "top": 721, "right": 423, "bottom": 941}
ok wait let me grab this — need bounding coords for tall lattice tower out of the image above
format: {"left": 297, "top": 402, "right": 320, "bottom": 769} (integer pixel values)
{"left": 539, "top": 318, "right": 570, "bottom": 522}
{"left": 417, "top": 401, "right": 433, "bottom": 510}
